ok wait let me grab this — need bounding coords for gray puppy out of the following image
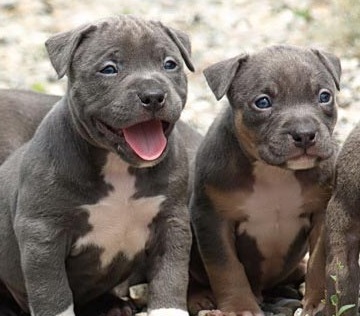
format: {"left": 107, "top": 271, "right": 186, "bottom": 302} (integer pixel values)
{"left": 326, "top": 123, "right": 360, "bottom": 316}
{"left": 0, "top": 89, "right": 59, "bottom": 165}
{"left": 188, "top": 45, "right": 340, "bottom": 316}
{"left": 0, "top": 15, "right": 201, "bottom": 316}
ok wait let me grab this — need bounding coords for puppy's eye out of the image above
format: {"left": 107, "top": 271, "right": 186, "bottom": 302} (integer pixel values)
{"left": 254, "top": 96, "right": 272, "bottom": 109}
{"left": 163, "top": 57, "right": 178, "bottom": 71}
{"left": 100, "top": 65, "right": 118, "bottom": 75}
{"left": 319, "top": 90, "right": 332, "bottom": 104}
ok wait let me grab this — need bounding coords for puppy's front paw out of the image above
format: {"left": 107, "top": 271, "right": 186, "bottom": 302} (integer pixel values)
{"left": 188, "top": 287, "right": 216, "bottom": 315}
{"left": 299, "top": 298, "right": 324, "bottom": 316}
{"left": 218, "top": 298, "right": 265, "bottom": 316}
{"left": 198, "top": 309, "right": 264, "bottom": 316}
{"left": 148, "top": 308, "right": 189, "bottom": 316}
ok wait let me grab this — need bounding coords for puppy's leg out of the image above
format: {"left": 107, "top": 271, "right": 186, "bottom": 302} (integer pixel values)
{"left": 187, "top": 277, "right": 216, "bottom": 315}
{"left": 192, "top": 202, "right": 263, "bottom": 316}
{"left": 188, "top": 239, "right": 216, "bottom": 315}
{"left": 15, "top": 218, "right": 74, "bottom": 316}
{"left": 302, "top": 214, "right": 325, "bottom": 316}
{"left": 325, "top": 195, "right": 359, "bottom": 316}
{"left": 146, "top": 205, "right": 192, "bottom": 316}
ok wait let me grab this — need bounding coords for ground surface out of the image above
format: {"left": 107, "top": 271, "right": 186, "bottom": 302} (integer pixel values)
{"left": 0, "top": 0, "right": 359, "bottom": 141}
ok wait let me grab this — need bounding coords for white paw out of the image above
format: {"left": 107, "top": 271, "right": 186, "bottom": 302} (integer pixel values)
{"left": 55, "top": 304, "right": 75, "bottom": 316}
{"left": 148, "top": 308, "right": 189, "bottom": 316}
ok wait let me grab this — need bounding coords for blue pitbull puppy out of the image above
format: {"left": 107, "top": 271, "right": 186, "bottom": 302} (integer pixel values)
{"left": 0, "top": 15, "right": 201, "bottom": 316}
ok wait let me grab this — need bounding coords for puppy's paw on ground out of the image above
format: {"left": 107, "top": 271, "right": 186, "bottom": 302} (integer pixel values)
{"left": 300, "top": 297, "right": 324, "bottom": 316}
{"left": 188, "top": 288, "right": 216, "bottom": 315}
{"left": 198, "top": 310, "right": 264, "bottom": 316}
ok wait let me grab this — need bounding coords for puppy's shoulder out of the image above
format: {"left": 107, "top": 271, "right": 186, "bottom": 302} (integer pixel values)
{"left": 334, "top": 123, "right": 360, "bottom": 191}
{"left": 194, "top": 107, "right": 251, "bottom": 188}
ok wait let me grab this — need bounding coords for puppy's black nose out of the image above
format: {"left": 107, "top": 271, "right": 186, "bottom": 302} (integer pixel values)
{"left": 138, "top": 89, "right": 166, "bottom": 112}
{"left": 290, "top": 130, "right": 317, "bottom": 149}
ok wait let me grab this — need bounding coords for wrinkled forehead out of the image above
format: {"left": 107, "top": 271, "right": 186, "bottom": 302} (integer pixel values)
{"left": 74, "top": 16, "right": 175, "bottom": 62}
{"left": 234, "top": 48, "right": 336, "bottom": 97}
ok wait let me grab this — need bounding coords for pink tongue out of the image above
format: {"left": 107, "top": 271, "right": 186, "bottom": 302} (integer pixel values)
{"left": 123, "top": 120, "right": 167, "bottom": 161}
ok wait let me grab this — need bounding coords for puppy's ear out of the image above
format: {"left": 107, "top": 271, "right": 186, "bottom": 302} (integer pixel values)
{"left": 311, "top": 49, "right": 341, "bottom": 91}
{"left": 161, "top": 25, "right": 195, "bottom": 72}
{"left": 203, "top": 54, "right": 248, "bottom": 100}
{"left": 45, "top": 24, "right": 97, "bottom": 79}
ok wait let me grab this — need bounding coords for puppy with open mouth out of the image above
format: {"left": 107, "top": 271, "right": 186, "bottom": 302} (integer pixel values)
{"left": 0, "top": 15, "right": 202, "bottom": 316}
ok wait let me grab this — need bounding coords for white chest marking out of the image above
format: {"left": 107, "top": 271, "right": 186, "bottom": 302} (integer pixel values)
{"left": 74, "top": 153, "right": 165, "bottom": 268}
{"left": 237, "top": 161, "right": 308, "bottom": 278}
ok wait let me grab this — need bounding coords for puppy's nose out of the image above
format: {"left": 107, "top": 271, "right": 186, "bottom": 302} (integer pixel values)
{"left": 138, "top": 89, "right": 166, "bottom": 112}
{"left": 290, "top": 130, "right": 317, "bottom": 149}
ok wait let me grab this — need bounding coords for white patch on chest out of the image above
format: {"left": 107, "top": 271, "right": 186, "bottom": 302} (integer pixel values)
{"left": 237, "top": 161, "right": 309, "bottom": 281}
{"left": 74, "top": 153, "right": 165, "bottom": 268}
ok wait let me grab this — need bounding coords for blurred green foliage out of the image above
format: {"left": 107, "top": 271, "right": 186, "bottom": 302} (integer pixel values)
{"left": 31, "top": 82, "right": 46, "bottom": 93}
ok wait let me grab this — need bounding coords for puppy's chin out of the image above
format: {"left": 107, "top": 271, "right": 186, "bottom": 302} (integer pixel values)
{"left": 115, "top": 144, "right": 169, "bottom": 168}
{"left": 286, "top": 155, "right": 317, "bottom": 170}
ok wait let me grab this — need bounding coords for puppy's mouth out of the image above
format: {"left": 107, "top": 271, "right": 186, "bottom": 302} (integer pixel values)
{"left": 286, "top": 154, "right": 318, "bottom": 170}
{"left": 95, "top": 119, "right": 171, "bottom": 161}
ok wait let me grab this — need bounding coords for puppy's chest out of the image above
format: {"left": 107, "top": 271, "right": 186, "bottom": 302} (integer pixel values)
{"left": 73, "top": 154, "right": 165, "bottom": 269}
{"left": 208, "top": 162, "right": 324, "bottom": 277}
{"left": 237, "top": 164, "right": 309, "bottom": 251}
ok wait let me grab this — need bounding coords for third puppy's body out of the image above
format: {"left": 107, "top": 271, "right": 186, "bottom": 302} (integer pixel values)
{"left": 326, "top": 123, "right": 360, "bottom": 316}
{"left": 189, "top": 45, "right": 341, "bottom": 316}
{"left": 0, "top": 89, "right": 59, "bottom": 165}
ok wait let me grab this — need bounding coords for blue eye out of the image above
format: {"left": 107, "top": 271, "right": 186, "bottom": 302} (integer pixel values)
{"left": 163, "top": 57, "right": 178, "bottom": 70}
{"left": 319, "top": 90, "right": 332, "bottom": 104}
{"left": 254, "top": 96, "right": 272, "bottom": 109}
{"left": 100, "top": 65, "right": 118, "bottom": 75}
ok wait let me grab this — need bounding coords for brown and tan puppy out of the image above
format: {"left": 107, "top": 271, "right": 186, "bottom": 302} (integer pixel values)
{"left": 326, "top": 123, "right": 360, "bottom": 316}
{"left": 188, "top": 45, "right": 341, "bottom": 316}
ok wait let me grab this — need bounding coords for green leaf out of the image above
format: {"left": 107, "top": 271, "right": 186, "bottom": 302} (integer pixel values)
{"left": 330, "top": 274, "right": 337, "bottom": 282}
{"left": 330, "top": 294, "right": 338, "bottom": 306}
{"left": 338, "top": 304, "right": 356, "bottom": 316}
{"left": 336, "top": 261, "right": 345, "bottom": 270}
{"left": 31, "top": 82, "right": 46, "bottom": 93}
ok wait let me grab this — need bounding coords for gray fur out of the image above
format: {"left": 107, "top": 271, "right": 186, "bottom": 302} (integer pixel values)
{"left": 0, "top": 89, "right": 59, "bottom": 164}
{"left": 325, "top": 123, "right": 360, "bottom": 316}
{"left": 189, "top": 45, "right": 340, "bottom": 316}
{"left": 0, "top": 15, "right": 202, "bottom": 316}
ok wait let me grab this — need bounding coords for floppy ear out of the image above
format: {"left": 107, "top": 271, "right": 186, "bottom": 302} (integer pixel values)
{"left": 45, "top": 24, "right": 97, "bottom": 79}
{"left": 203, "top": 54, "right": 248, "bottom": 100}
{"left": 161, "top": 25, "right": 195, "bottom": 72}
{"left": 311, "top": 49, "right": 341, "bottom": 91}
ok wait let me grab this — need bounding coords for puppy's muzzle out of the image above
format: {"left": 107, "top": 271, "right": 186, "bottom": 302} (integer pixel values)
{"left": 289, "top": 130, "right": 317, "bottom": 149}
{"left": 138, "top": 89, "right": 166, "bottom": 112}
{"left": 287, "top": 118, "right": 318, "bottom": 150}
